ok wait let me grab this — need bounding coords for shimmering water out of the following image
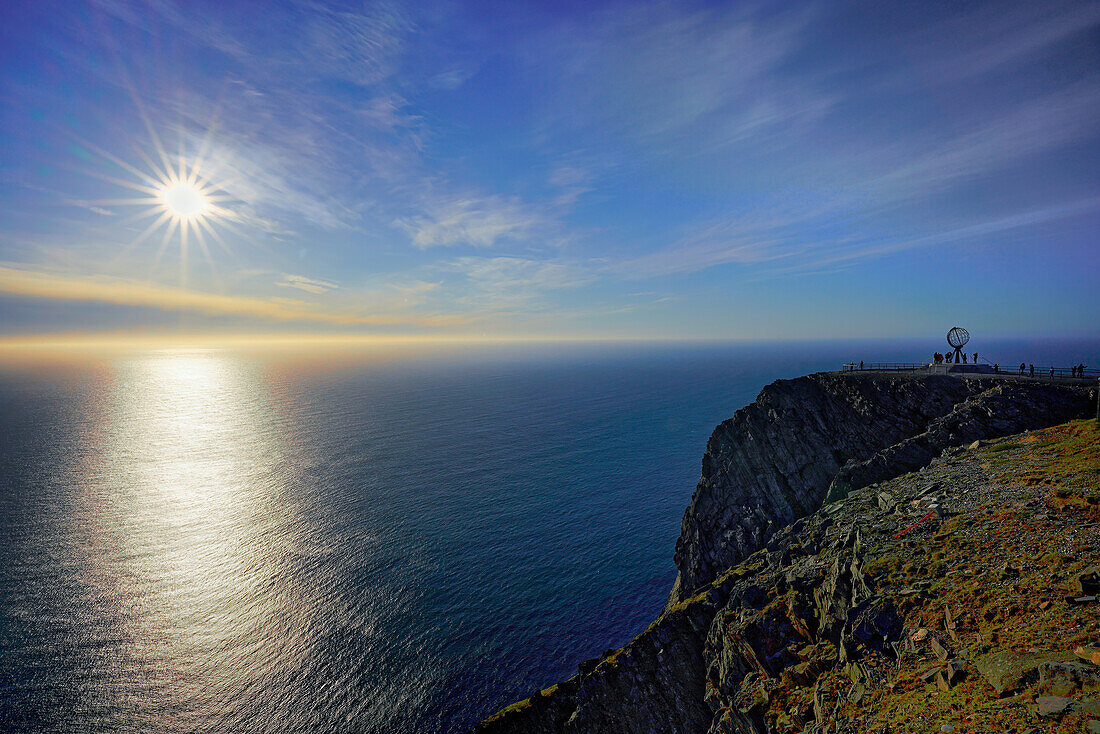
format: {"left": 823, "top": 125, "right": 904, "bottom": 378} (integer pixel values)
{"left": 2, "top": 339, "right": 1096, "bottom": 733}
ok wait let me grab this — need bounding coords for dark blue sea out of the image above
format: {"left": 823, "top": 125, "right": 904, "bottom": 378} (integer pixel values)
{"left": 1, "top": 338, "right": 1096, "bottom": 733}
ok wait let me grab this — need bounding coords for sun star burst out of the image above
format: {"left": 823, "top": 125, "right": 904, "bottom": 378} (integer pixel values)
{"left": 71, "top": 110, "right": 250, "bottom": 285}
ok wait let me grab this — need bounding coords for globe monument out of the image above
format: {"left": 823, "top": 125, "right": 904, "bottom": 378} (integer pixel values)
{"left": 947, "top": 326, "right": 970, "bottom": 364}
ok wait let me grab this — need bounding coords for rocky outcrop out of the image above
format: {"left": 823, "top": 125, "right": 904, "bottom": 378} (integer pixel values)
{"left": 477, "top": 518, "right": 904, "bottom": 734}
{"left": 472, "top": 678, "right": 582, "bottom": 734}
{"left": 474, "top": 479, "right": 908, "bottom": 734}
{"left": 474, "top": 373, "right": 1097, "bottom": 733}
{"left": 825, "top": 380, "right": 1093, "bottom": 502}
{"left": 560, "top": 578, "right": 732, "bottom": 733}
{"left": 671, "top": 373, "right": 1091, "bottom": 605}
{"left": 701, "top": 522, "right": 901, "bottom": 733}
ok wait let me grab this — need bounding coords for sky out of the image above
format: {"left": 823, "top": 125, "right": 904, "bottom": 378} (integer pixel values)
{"left": 0, "top": 0, "right": 1097, "bottom": 344}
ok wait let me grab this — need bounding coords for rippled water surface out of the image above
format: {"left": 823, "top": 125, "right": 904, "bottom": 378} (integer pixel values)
{"left": 2, "top": 339, "right": 1096, "bottom": 733}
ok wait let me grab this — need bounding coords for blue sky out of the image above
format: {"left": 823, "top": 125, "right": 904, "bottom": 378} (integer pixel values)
{"left": 0, "top": 0, "right": 1097, "bottom": 342}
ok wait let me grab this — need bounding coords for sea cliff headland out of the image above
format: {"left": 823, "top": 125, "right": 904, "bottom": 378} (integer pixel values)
{"left": 475, "top": 370, "right": 1098, "bottom": 733}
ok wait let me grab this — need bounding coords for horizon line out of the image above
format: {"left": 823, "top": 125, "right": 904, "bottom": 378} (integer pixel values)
{"left": 1, "top": 331, "right": 1098, "bottom": 353}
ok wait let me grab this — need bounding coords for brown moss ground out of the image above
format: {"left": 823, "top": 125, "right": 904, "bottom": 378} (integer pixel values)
{"left": 764, "top": 420, "right": 1100, "bottom": 732}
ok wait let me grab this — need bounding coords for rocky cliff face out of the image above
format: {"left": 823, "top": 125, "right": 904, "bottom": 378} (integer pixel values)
{"left": 474, "top": 373, "right": 1096, "bottom": 733}
{"left": 670, "top": 373, "right": 1091, "bottom": 605}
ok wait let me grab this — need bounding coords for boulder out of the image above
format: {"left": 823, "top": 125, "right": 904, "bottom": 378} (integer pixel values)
{"left": 1038, "top": 659, "right": 1100, "bottom": 696}
{"left": 974, "top": 650, "right": 1077, "bottom": 696}
{"left": 1077, "top": 646, "right": 1100, "bottom": 666}
{"left": 1036, "top": 696, "right": 1073, "bottom": 716}
{"left": 1079, "top": 567, "right": 1100, "bottom": 596}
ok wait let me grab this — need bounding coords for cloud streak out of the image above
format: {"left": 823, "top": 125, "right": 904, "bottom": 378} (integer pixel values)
{"left": 439, "top": 256, "right": 598, "bottom": 310}
{"left": 0, "top": 265, "right": 462, "bottom": 327}
{"left": 397, "top": 195, "right": 544, "bottom": 249}
{"left": 276, "top": 273, "right": 339, "bottom": 294}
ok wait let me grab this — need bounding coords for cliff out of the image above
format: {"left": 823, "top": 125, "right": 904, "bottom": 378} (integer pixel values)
{"left": 474, "top": 372, "right": 1097, "bottom": 733}
{"left": 671, "top": 373, "right": 1092, "bottom": 606}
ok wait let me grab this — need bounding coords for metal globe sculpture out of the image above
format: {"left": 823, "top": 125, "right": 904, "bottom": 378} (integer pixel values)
{"left": 946, "top": 326, "right": 970, "bottom": 363}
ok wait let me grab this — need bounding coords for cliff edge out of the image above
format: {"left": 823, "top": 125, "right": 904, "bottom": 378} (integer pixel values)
{"left": 474, "top": 371, "right": 1097, "bottom": 733}
{"left": 671, "top": 373, "right": 1092, "bottom": 605}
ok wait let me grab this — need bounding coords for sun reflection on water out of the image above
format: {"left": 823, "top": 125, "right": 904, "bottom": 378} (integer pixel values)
{"left": 82, "top": 350, "right": 325, "bottom": 729}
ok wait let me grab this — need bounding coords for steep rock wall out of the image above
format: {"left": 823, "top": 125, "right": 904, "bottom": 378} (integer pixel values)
{"left": 670, "top": 373, "right": 1091, "bottom": 605}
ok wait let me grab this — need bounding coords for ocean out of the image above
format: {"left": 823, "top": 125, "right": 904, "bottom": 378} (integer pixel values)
{"left": 1, "top": 338, "right": 1096, "bottom": 733}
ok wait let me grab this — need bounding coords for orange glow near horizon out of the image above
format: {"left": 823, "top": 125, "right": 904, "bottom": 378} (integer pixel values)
{"left": 0, "top": 265, "right": 471, "bottom": 330}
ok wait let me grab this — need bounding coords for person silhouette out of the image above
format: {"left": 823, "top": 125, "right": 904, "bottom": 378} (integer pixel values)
{"left": 860, "top": 360, "right": 864, "bottom": 370}
{"left": 974, "top": 353, "right": 978, "bottom": 363}
{"left": 962, "top": 353, "right": 967, "bottom": 363}
{"left": 1029, "top": 364, "right": 1034, "bottom": 377}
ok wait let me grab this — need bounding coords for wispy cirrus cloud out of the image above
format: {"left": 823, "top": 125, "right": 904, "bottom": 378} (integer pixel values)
{"left": 893, "top": 1, "right": 1100, "bottom": 85}
{"left": 615, "top": 227, "right": 797, "bottom": 279}
{"left": 390, "top": 280, "right": 438, "bottom": 298}
{"left": 615, "top": 70, "right": 1100, "bottom": 280}
{"left": 872, "top": 83, "right": 1100, "bottom": 194}
{"left": 626, "top": 193, "right": 1100, "bottom": 282}
{"left": 275, "top": 273, "right": 338, "bottom": 294}
{"left": 534, "top": 2, "right": 834, "bottom": 158}
{"left": 440, "top": 256, "right": 598, "bottom": 309}
{"left": 397, "top": 195, "right": 544, "bottom": 249}
{"left": 769, "top": 197, "right": 1100, "bottom": 275}
{"left": 288, "top": 0, "right": 412, "bottom": 86}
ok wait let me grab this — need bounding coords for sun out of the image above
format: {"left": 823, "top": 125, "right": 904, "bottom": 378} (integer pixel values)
{"left": 161, "top": 182, "right": 207, "bottom": 218}
{"left": 72, "top": 120, "right": 251, "bottom": 285}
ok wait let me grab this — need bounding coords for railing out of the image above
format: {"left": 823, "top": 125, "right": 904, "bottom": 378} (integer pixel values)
{"left": 841, "top": 362, "right": 1099, "bottom": 379}
{"left": 841, "top": 362, "right": 927, "bottom": 371}
{"left": 1009, "top": 366, "right": 1100, "bottom": 380}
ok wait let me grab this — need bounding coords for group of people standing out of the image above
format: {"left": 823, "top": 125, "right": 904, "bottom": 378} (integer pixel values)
{"left": 1015, "top": 362, "right": 1089, "bottom": 378}
{"left": 932, "top": 352, "right": 978, "bottom": 364}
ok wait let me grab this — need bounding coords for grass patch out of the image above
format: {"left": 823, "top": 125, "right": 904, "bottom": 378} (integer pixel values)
{"left": 482, "top": 697, "right": 532, "bottom": 722}
{"left": 1038, "top": 550, "right": 1071, "bottom": 566}
{"left": 995, "top": 420, "right": 1100, "bottom": 501}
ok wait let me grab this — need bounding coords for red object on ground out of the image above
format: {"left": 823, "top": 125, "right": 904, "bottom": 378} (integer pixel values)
{"left": 893, "top": 510, "right": 936, "bottom": 538}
